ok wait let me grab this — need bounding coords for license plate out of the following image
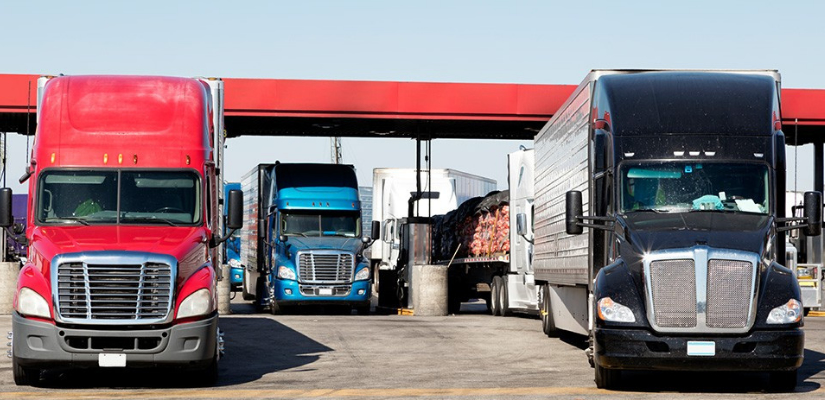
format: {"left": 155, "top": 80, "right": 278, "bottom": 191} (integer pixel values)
{"left": 98, "top": 353, "right": 126, "bottom": 367}
{"left": 687, "top": 341, "right": 715, "bottom": 356}
{"left": 319, "top": 288, "right": 333, "bottom": 296}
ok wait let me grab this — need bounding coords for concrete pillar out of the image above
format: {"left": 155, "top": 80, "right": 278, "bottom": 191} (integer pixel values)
{"left": 217, "top": 264, "right": 232, "bottom": 315}
{"left": 411, "top": 264, "right": 448, "bottom": 316}
{"left": 0, "top": 262, "right": 19, "bottom": 314}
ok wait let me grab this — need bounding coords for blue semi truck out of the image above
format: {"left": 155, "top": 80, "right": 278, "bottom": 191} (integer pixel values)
{"left": 224, "top": 182, "right": 243, "bottom": 292}
{"left": 240, "top": 163, "right": 373, "bottom": 314}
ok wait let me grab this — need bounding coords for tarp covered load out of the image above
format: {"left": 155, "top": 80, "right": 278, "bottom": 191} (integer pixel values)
{"left": 433, "top": 190, "right": 509, "bottom": 260}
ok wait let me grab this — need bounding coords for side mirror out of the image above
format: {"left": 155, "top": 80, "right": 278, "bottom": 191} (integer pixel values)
{"left": 0, "top": 188, "right": 12, "bottom": 228}
{"left": 371, "top": 220, "right": 380, "bottom": 240}
{"left": 279, "top": 234, "right": 288, "bottom": 243}
{"left": 566, "top": 191, "right": 583, "bottom": 235}
{"left": 803, "top": 191, "right": 822, "bottom": 237}
{"left": 226, "top": 189, "right": 243, "bottom": 230}
{"left": 362, "top": 236, "right": 371, "bottom": 244}
{"left": 516, "top": 213, "right": 528, "bottom": 236}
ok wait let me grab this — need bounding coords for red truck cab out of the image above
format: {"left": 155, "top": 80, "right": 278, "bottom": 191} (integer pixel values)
{"left": 4, "top": 75, "right": 241, "bottom": 385}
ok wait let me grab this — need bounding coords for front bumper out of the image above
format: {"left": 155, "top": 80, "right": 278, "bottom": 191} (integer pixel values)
{"left": 12, "top": 312, "right": 217, "bottom": 369}
{"left": 230, "top": 266, "right": 244, "bottom": 289}
{"left": 595, "top": 327, "right": 804, "bottom": 371}
{"left": 272, "top": 279, "right": 371, "bottom": 306}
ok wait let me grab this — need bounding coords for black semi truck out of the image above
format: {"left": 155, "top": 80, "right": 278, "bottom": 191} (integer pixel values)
{"left": 532, "top": 69, "right": 821, "bottom": 390}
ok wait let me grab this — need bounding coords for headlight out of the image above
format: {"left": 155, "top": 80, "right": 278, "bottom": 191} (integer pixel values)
{"left": 767, "top": 299, "right": 803, "bottom": 324}
{"left": 797, "top": 266, "right": 817, "bottom": 279}
{"left": 354, "top": 266, "right": 370, "bottom": 281}
{"left": 597, "top": 297, "right": 636, "bottom": 323}
{"left": 178, "top": 288, "right": 213, "bottom": 319}
{"left": 17, "top": 287, "right": 51, "bottom": 319}
{"left": 278, "top": 266, "right": 296, "bottom": 280}
{"left": 228, "top": 258, "right": 241, "bottom": 269}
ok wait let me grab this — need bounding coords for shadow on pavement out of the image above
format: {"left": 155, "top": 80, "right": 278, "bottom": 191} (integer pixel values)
{"left": 35, "top": 316, "right": 332, "bottom": 389}
{"left": 602, "top": 348, "right": 824, "bottom": 394}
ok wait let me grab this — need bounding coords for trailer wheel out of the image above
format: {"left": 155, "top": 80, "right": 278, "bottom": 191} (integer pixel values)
{"left": 541, "top": 285, "right": 557, "bottom": 336}
{"left": 12, "top": 355, "right": 39, "bottom": 386}
{"left": 498, "top": 275, "right": 511, "bottom": 317}
{"left": 594, "top": 362, "right": 620, "bottom": 389}
{"left": 490, "top": 276, "right": 503, "bottom": 316}
{"left": 768, "top": 370, "right": 798, "bottom": 392}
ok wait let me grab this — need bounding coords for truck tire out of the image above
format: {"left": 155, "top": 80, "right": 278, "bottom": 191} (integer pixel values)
{"left": 498, "top": 275, "right": 511, "bottom": 317}
{"left": 490, "top": 276, "right": 502, "bottom": 316}
{"left": 769, "top": 370, "right": 797, "bottom": 392}
{"left": 594, "top": 362, "right": 620, "bottom": 389}
{"left": 541, "top": 285, "right": 557, "bottom": 336}
{"left": 12, "top": 356, "right": 39, "bottom": 386}
{"left": 269, "top": 299, "right": 282, "bottom": 315}
{"left": 242, "top": 282, "right": 255, "bottom": 301}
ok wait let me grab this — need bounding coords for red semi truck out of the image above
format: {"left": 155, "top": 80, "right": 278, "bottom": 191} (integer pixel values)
{"left": 3, "top": 75, "right": 241, "bottom": 385}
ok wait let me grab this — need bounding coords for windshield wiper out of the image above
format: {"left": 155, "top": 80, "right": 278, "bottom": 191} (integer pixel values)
{"left": 122, "top": 216, "right": 179, "bottom": 226}
{"left": 46, "top": 217, "right": 90, "bottom": 226}
{"left": 629, "top": 208, "right": 668, "bottom": 213}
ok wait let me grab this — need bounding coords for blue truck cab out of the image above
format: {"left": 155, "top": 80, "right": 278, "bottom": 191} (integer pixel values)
{"left": 223, "top": 182, "right": 243, "bottom": 291}
{"left": 241, "top": 163, "right": 372, "bottom": 314}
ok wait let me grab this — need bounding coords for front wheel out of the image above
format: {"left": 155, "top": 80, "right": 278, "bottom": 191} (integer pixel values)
{"left": 769, "top": 370, "right": 798, "bottom": 392}
{"left": 594, "top": 363, "right": 620, "bottom": 389}
{"left": 269, "top": 299, "right": 282, "bottom": 315}
{"left": 12, "top": 356, "right": 39, "bottom": 386}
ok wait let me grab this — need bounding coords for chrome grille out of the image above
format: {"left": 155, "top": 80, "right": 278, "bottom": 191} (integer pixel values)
{"left": 706, "top": 259, "right": 752, "bottom": 328}
{"left": 57, "top": 262, "right": 172, "bottom": 321}
{"left": 649, "top": 259, "right": 696, "bottom": 328}
{"left": 298, "top": 252, "right": 354, "bottom": 284}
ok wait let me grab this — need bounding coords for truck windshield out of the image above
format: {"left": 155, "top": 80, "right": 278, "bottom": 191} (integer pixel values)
{"left": 37, "top": 170, "right": 201, "bottom": 225}
{"left": 281, "top": 210, "right": 361, "bottom": 237}
{"left": 619, "top": 162, "right": 770, "bottom": 214}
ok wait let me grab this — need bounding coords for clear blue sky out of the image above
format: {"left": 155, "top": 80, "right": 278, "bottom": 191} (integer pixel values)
{"left": 1, "top": 1, "right": 823, "bottom": 193}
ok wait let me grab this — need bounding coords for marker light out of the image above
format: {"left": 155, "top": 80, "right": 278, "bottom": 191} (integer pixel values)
{"left": 133, "top": 154, "right": 138, "bottom": 164}
{"left": 50, "top": 153, "right": 56, "bottom": 163}
{"left": 118, "top": 154, "right": 123, "bottom": 164}
{"left": 103, "top": 153, "right": 109, "bottom": 164}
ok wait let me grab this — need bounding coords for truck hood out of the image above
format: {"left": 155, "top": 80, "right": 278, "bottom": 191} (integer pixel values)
{"left": 285, "top": 236, "right": 363, "bottom": 254}
{"left": 622, "top": 212, "right": 771, "bottom": 254}
{"left": 32, "top": 225, "right": 207, "bottom": 258}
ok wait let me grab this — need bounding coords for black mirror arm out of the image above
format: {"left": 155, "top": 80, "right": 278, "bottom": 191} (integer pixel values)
{"left": 575, "top": 215, "right": 615, "bottom": 231}
{"left": 518, "top": 232, "right": 534, "bottom": 244}
{"left": 776, "top": 217, "right": 809, "bottom": 233}
{"left": 210, "top": 228, "right": 238, "bottom": 248}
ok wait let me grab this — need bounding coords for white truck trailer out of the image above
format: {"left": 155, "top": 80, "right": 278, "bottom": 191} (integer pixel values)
{"left": 370, "top": 168, "right": 495, "bottom": 308}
